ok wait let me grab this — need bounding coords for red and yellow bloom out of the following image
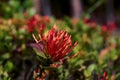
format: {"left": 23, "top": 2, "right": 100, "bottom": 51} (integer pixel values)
{"left": 32, "top": 24, "right": 78, "bottom": 62}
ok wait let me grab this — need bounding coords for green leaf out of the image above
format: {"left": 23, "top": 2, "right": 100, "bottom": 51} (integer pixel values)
{"left": 115, "top": 72, "right": 120, "bottom": 80}
{"left": 1, "top": 53, "right": 10, "bottom": 60}
{"left": 33, "top": 48, "right": 47, "bottom": 59}
{"left": 87, "top": 64, "right": 96, "bottom": 73}
{"left": 4, "top": 61, "right": 14, "bottom": 72}
{"left": 84, "top": 64, "right": 97, "bottom": 77}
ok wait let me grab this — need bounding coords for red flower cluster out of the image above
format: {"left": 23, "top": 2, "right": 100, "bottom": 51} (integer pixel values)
{"left": 101, "top": 22, "right": 116, "bottom": 37}
{"left": 102, "top": 25, "right": 108, "bottom": 33}
{"left": 27, "top": 15, "right": 50, "bottom": 32}
{"left": 83, "top": 18, "right": 91, "bottom": 24}
{"left": 101, "top": 22, "right": 116, "bottom": 33}
{"left": 27, "top": 15, "right": 39, "bottom": 32}
{"left": 32, "top": 24, "right": 78, "bottom": 62}
{"left": 83, "top": 18, "right": 97, "bottom": 29}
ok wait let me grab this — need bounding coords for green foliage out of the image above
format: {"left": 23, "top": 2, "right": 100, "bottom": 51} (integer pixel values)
{"left": 0, "top": 0, "right": 35, "bottom": 19}
{"left": 0, "top": 15, "right": 120, "bottom": 79}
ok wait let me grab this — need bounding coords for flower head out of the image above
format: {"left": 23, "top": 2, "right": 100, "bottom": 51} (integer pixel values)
{"left": 101, "top": 22, "right": 116, "bottom": 33}
{"left": 83, "top": 18, "right": 97, "bottom": 29}
{"left": 83, "top": 18, "right": 91, "bottom": 24}
{"left": 102, "top": 25, "right": 108, "bottom": 33}
{"left": 26, "top": 15, "right": 47, "bottom": 32}
{"left": 27, "top": 15, "right": 39, "bottom": 32}
{"left": 32, "top": 24, "right": 78, "bottom": 62}
{"left": 107, "top": 22, "right": 116, "bottom": 31}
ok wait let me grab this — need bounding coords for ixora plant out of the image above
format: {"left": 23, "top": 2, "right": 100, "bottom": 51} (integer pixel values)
{"left": 32, "top": 24, "right": 78, "bottom": 79}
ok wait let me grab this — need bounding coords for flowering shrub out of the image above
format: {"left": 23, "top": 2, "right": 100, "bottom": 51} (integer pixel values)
{"left": 0, "top": 15, "right": 120, "bottom": 80}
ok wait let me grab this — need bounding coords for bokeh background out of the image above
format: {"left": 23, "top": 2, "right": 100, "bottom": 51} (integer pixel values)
{"left": 0, "top": 0, "right": 120, "bottom": 80}
{"left": 0, "top": 0, "right": 120, "bottom": 25}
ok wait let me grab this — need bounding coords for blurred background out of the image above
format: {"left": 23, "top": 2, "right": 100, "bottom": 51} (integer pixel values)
{"left": 0, "top": 0, "right": 120, "bottom": 80}
{"left": 0, "top": 0, "right": 120, "bottom": 26}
